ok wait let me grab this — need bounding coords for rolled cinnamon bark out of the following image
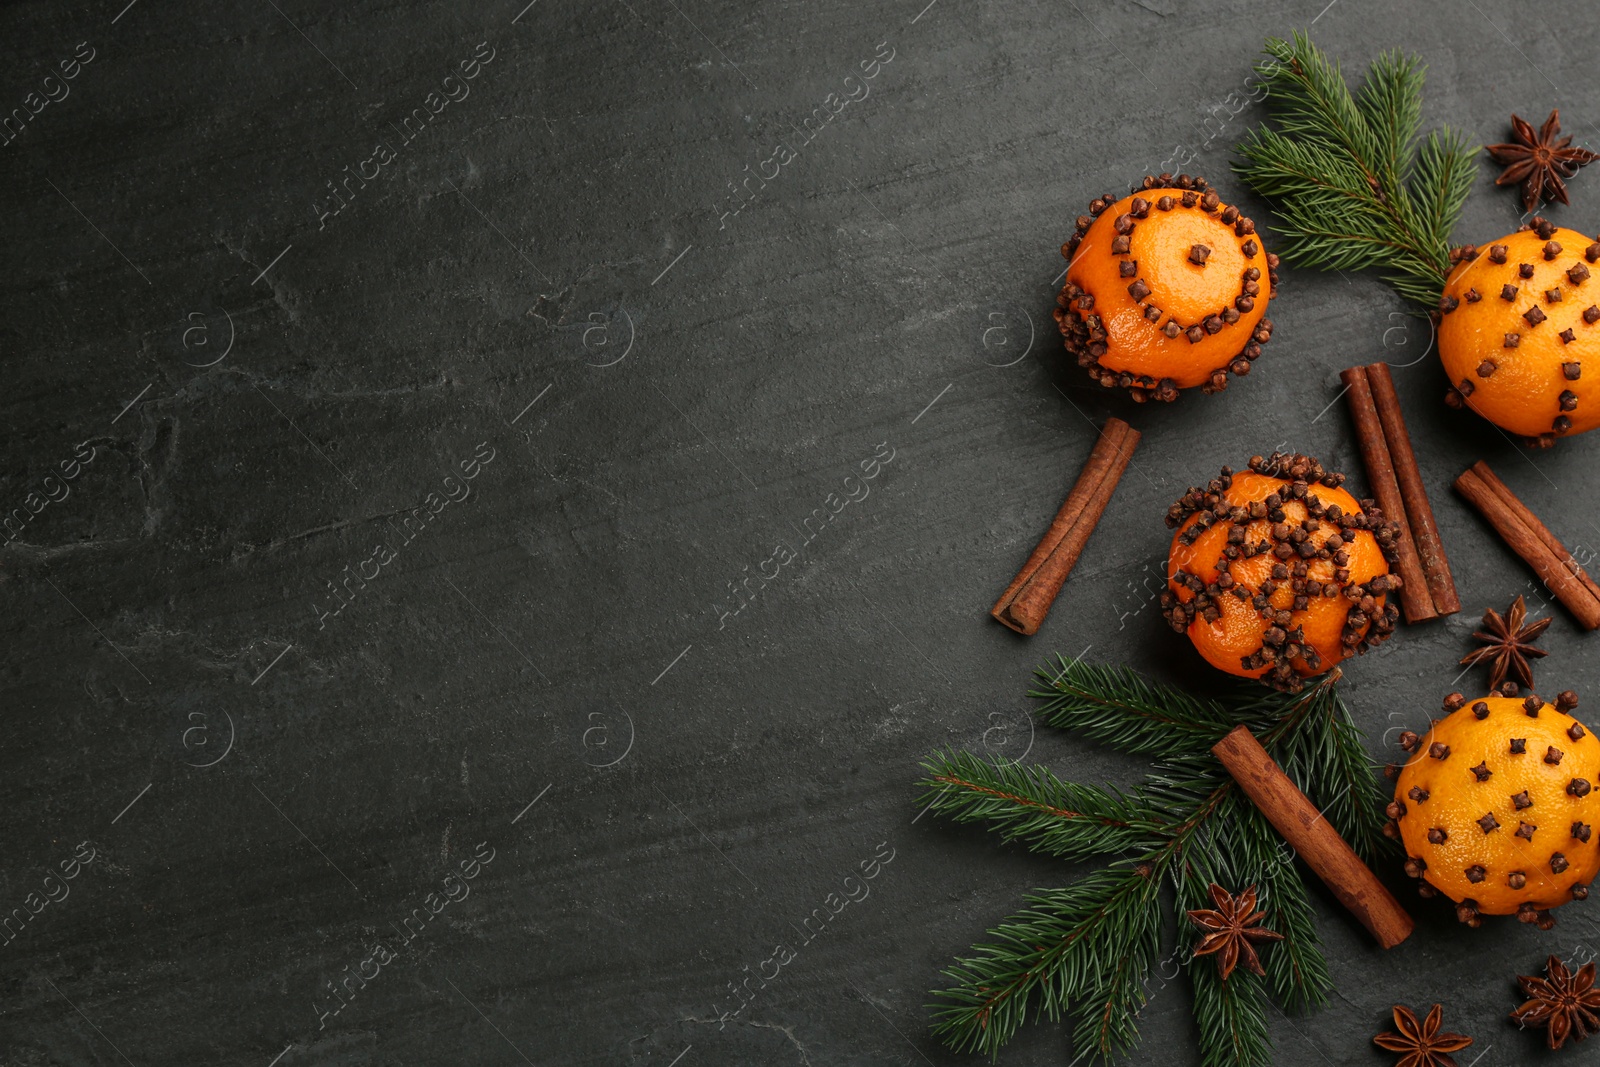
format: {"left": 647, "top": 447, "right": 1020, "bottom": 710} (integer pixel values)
{"left": 1365, "top": 363, "right": 1460, "bottom": 616}
{"left": 1466, "top": 461, "right": 1600, "bottom": 606}
{"left": 1454, "top": 463, "right": 1600, "bottom": 630}
{"left": 1212, "top": 725, "right": 1415, "bottom": 949}
{"left": 1340, "top": 367, "right": 1434, "bottom": 623}
{"left": 991, "top": 417, "right": 1141, "bottom": 635}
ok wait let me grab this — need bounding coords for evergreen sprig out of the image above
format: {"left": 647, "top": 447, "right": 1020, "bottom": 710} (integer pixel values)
{"left": 920, "top": 658, "right": 1396, "bottom": 1066}
{"left": 1233, "top": 31, "right": 1478, "bottom": 308}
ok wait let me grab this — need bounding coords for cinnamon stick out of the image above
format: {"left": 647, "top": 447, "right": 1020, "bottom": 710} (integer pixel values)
{"left": 1466, "top": 461, "right": 1600, "bottom": 606}
{"left": 1212, "top": 725, "right": 1414, "bottom": 949}
{"left": 1454, "top": 462, "right": 1600, "bottom": 630}
{"left": 1339, "top": 367, "right": 1434, "bottom": 623}
{"left": 1366, "top": 363, "right": 1460, "bottom": 616}
{"left": 991, "top": 417, "right": 1141, "bottom": 635}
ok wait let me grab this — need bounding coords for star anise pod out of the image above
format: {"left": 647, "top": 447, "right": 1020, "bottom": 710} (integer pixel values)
{"left": 1459, "top": 595, "right": 1549, "bottom": 693}
{"left": 1486, "top": 109, "right": 1600, "bottom": 213}
{"left": 1511, "top": 954, "right": 1600, "bottom": 1050}
{"left": 1185, "top": 883, "right": 1283, "bottom": 980}
{"left": 1373, "top": 1004, "right": 1473, "bottom": 1067}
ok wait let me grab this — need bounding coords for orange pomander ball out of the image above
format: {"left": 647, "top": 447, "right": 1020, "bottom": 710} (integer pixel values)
{"left": 1390, "top": 689, "right": 1599, "bottom": 927}
{"left": 1439, "top": 217, "right": 1600, "bottom": 445}
{"left": 1056, "top": 174, "right": 1278, "bottom": 402}
{"left": 1161, "top": 452, "right": 1401, "bottom": 692}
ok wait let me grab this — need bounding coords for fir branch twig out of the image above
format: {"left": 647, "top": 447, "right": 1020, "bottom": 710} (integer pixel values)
{"left": 919, "top": 751, "right": 1168, "bottom": 860}
{"left": 924, "top": 663, "right": 1389, "bottom": 1065}
{"left": 1233, "top": 31, "right": 1478, "bottom": 309}
{"left": 1029, "top": 657, "right": 1244, "bottom": 757}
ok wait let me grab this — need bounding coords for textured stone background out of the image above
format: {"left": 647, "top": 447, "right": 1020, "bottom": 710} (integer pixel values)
{"left": 4, "top": 1, "right": 1600, "bottom": 1064}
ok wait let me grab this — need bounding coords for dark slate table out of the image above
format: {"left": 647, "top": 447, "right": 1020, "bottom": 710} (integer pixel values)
{"left": 4, "top": 1, "right": 1599, "bottom": 1064}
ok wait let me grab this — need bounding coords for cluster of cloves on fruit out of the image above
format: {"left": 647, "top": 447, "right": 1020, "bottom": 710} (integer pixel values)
{"left": 1438, "top": 216, "right": 1599, "bottom": 445}
{"left": 1056, "top": 173, "right": 1278, "bottom": 402}
{"left": 1389, "top": 687, "right": 1600, "bottom": 929}
{"left": 1160, "top": 453, "right": 1402, "bottom": 691}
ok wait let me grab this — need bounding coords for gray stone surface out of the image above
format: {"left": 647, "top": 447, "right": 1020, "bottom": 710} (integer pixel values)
{"left": 4, "top": 1, "right": 1600, "bottom": 1064}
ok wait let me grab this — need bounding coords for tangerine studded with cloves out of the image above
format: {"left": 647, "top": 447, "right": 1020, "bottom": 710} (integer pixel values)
{"left": 1440, "top": 217, "right": 1600, "bottom": 445}
{"left": 1391, "top": 690, "right": 1600, "bottom": 926}
{"left": 1162, "top": 452, "right": 1401, "bottom": 692}
{"left": 1057, "top": 173, "right": 1277, "bottom": 402}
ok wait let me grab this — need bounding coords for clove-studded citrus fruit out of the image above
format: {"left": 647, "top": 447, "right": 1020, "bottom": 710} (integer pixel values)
{"left": 1162, "top": 452, "right": 1401, "bottom": 692}
{"left": 1056, "top": 173, "right": 1278, "bottom": 402}
{"left": 1439, "top": 217, "right": 1600, "bottom": 445}
{"left": 1391, "top": 689, "right": 1600, "bottom": 926}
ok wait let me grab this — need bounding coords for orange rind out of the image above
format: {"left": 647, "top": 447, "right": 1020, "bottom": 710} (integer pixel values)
{"left": 1056, "top": 174, "right": 1278, "bottom": 402}
{"left": 1391, "top": 689, "right": 1599, "bottom": 925}
{"left": 1440, "top": 217, "right": 1600, "bottom": 445}
{"left": 1162, "top": 452, "right": 1400, "bottom": 692}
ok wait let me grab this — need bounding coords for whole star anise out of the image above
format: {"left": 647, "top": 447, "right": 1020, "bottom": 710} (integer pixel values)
{"left": 1486, "top": 109, "right": 1600, "bottom": 213}
{"left": 1185, "top": 883, "right": 1283, "bottom": 980}
{"left": 1373, "top": 1004, "right": 1473, "bottom": 1067}
{"left": 1458, "top": 595, "right": 1549, "bottom": 693}
{"left": 1511, "top": 954, "right": 1600, "bottom": 1050}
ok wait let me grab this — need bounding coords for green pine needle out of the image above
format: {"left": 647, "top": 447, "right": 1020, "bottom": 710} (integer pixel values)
{"left": 1028, "top": 657, "right": 1246, "bottom": 757}
{"left": 923, "top": 660, "right": 1391, "bottom": 1065}
{"left": 1233, "top": 31, "right": 1478, "bottom": 309}
{"left": 919, "top": 750, "right": 1167, "bottom": 860}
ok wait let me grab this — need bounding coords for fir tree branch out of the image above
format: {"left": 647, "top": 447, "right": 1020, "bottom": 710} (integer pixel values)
{"left": 1191, "top": 954, "right": 1273, "bottom": 1067}
{"left": 1256, "top": 849, "right": 1333, "bottom": 1013}
{"left": 919, "top": 751, "right": 1167, "bottom": 860}
{"left": 1167, "top": 784, "right": 1333, "bottom": 1016}
{"left": 925, "top": 663, "right": 1384, "bottom": 1064}
{"left": 1269, "top": 675, "right": 1395, "bottom": 865}
{"left": 1029, "top": 657, "right": 1242, "bottom": 757}
{"left": 1233, "top": 30, "right": 1478, "bottom": 309}
{"left": 928, "top": 866, "right": 1163, "bottom": 1060}
{"left": 1354, "top": 50, "right": 1425, "bottom": 195}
